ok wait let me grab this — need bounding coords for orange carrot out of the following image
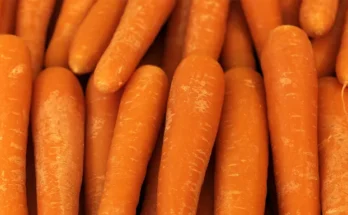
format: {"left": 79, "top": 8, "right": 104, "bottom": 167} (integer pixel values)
{"left": 94, "top": 0, "right": 175, "bottom": 93}
{"left": 261, "top": 25, "right": 320, "bottom": 214}
{"left": 336, "top": 3, "right": 348, "bottom": 94}
{"left": 221, "top": 1, "right": 256, "bottom": 70}
{"left": 16, "top": 0, "right": 56, "bottom": 78}
{"left": 31, "top": 67, "right": 84, "bottom": 215}
{"left": 215, "top": 67, "right": 268, "bottom": 214}
{"left": 300, "top": 0, "right": 339, "bottom": 38}
{"left": 196, "top": 156, "right": 214, "bottom": 215}
{"left": 157, "top": 55, "right": 224, "bottom": 215}
{"left": 85, "top": 74, "right": 122, "bottom": 215}
{"left": 318, "top": 77, "right": 348, "bottom": 213}
{"left": 162, "top": 0, "right": 192, "bottom": 82}
{"left": 0, "top": 0, "right": 18, "bottom": 34}
{"left": 69, "top": 0, "right": 127, "bottom": 74}
{"left": 183, "top": 0, "right": 229, "bottom": 60}
{"left": 280, "top": 0, "right": 301, "bottom": 26}
{"left": 241, "top": 0, "right": 282, "bottom": 57}
{"left": 98, "top": 65, "right": 169, "bottom": 215}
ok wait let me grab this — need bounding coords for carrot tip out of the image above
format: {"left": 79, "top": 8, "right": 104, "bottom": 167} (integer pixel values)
{"left": 341, "top": 82, "right": 348, "bottom": 115}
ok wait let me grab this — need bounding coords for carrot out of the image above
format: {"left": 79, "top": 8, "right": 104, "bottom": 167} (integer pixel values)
{"left": 69, "top": 0, "right": 127, "bottom": 74}
{"left": 16, "top": 0, "right": 56, "bottom": 78}
{"left": 84, "top": 74, "right": 122, "bottom": 215}
{"left": 300, "top": 0, "right": 339, "bottom": 38}
{"left": 241, "top": 0, "right": 282, "bottom": 57}
{"left": 0, "top": 35, "right": 32, "bottom": 214}
{"left": 0, "top": 0, "right": 18, "bottom": 34}
{"left": 215, "top": 67, "right": 268, "bottom": 214}
{"left": 261, "top": 25, "right": 320, "bottom": 214}
{"left": 183, "top": 0, "right": 229, "bottom": 60}
{"left": 280, "top": 0, "right": 301, "bottom": 26}
{"left": 221, "top": 1, "right": 256, "bottom": 70}
{"left": 98, "top": 65, "right": 169, "bottom": 214}
{"left": 313, "top": 0, "right": 348, "bottom": 78}
{"left": 94, "top": 0, "right": 175, "bottom": 93}
{"left": 162, "top": 0, "right": 192, "bottom": 82}
{"left": 157, "top": 55, "right": 224, "bottom": 215}
{"left": 196, "top": 156, "right": 214, "bottom": 215}
{"left": 31, "top": 67, "right": 85, "bottom": 215}
{"left": 318, "top": 77, "right": 348, "bottom": 214}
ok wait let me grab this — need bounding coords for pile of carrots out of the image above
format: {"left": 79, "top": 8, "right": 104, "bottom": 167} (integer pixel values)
{"left": 1, "top": 0, "right": 348, "bottom": 214}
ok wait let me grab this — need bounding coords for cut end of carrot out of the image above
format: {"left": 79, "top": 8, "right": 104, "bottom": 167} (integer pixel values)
{"left": 341, "top": 82, "right": 348, "bottom": 115}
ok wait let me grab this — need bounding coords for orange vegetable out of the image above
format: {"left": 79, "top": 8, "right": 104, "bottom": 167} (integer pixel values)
{"left": 196, "top": 157, "right": 214, "bottom": 215}
{"left": 0, "top": 0, "right": 18, "bottom": 34}
{"left": 280, "top": 0, "right": 301, "bottom": 26}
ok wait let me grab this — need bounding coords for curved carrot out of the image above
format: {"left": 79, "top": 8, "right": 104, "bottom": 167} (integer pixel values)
{"left": 241, "top": 0, "right": 282, "bottom": 57}
{"left": 196, "top": 157, "right": 214, "bottom": 215}
{"left": 85, "top": 74, "right": 122, "bottom": 215}
{"left": 221, "top": 1, "right": 256, "bottom": 70}
{"left": 261, "top": 25, "right": 320, "bottom": 214}
{"left": 98, "top": 65, "right": 169, "bottom": 215}
{"left": 31, "top": 67, "right": 85, "bottom": 215}
{"left": 16, "top": 0, "right": 56, "bottom": 78}
{"left": 157, "top": 55, "right": 224, "bottom": 215}
{"left": 0, "top": 0, "right": 18, "bottom": 34}
{"left": 300, "top": 0, "right": 339, "bottom": 38}
{"left": 69, "top": 0, "right": 127, "bottom": 74}
{"left": 94, "top": 0, "right": 175, "bottom": 93}
{"left": 183, "top": 0, "right": 229, "bottom": 60}
{"left": 280, "top": 0, "right": 301, "bottom": 26}
{"left": 318, "top": 77, "right": 348, "bottom": 214}
{"left": 0, "top": 35, "right": 32, "bottom": 214}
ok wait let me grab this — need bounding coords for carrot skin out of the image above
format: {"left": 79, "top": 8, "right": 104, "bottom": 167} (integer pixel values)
{"left": 280, "top": 0, "right": 301, "bottom": 26}
{"left": 0, "top": 0, "right": 18, "bottom": 34}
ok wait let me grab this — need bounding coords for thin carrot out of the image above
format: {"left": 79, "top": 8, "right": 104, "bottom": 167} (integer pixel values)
{"left": 261, "top": 25, "right": 320, "bottom": 214}
{"left": 85, "top": 74, "right": 122, "bottom": 215}
{"left": 241, "top": 0, "right": 282, "bottom": 57}
{"left": 0, "top": 0, "right": 18, "bottom": 34}
{"left": 31, "top": 67, "right": 85, "bottom": 215}
{"left": 221, "top": 1, "right": 256, "bottom": 70}
{"left": 196, "top": 156, "right": 214, "bottom": 215}
{"left": 98, "top": 65, "right": 169, "bottom": 215}
{"left": 94, "top": 0, "right": 175, "bottom": 93}
{"left": 69, "top": 0, "right": 127, "bottom": 74}
{"left": 157, "top": 55, "right": 224, "bottom": 215}
{"left": 16, "top": 0, "right": 56, "bottom": 78}
{"left": 318, "top": 77, "right": 348, "bottom": 213}
{"left": 300, "top": 0, "right": 339, "bottom": 38}
{"left": 280, "top": 0, "right": 301, "bottom": 26}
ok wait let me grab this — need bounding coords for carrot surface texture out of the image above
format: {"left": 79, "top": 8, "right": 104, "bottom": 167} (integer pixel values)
{"left": 98, "top": 65, "right": 169, "bottom": 215}
{"left": 0, "top": 35, "right": 32, "bottom": 214}
{"left": 69, "top": 0, "right": 127, "bottom": 74}
{"left": 31, "top": 67, "right": 85, "bottom": 215}
{"left": 157, "top": 55, "right": 224, "bottom": 215}
{"left": 16, "top": 0, "right": 56, "bottom": 78}
{"left": 94, "top": 0, "right": 175, "bottom": 93}
{"left": 0, "top": 0, "right": 18, "bottom": 34}
{"left": 85, "top": 74, "right": 122, "bottom": 215}
{"left": 215, "top": 67, "right": 269, "bottom": 214}
{"left": 261, "top": 25, "right": 320, "bottom": 214}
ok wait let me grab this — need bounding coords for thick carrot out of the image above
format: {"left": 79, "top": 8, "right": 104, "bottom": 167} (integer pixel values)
{"left": 94, "top": 0, "right": 175, "bottom": 93}
{"left": 221, "top": 1, "right": 255, "bottom": 70}
{"left": 85, "top": 74, "right": 122, "bottom": 215}
{"left": 215, "top": 67, "right": 268, "bottom": 214}
{"left": 16, "top": 0, "right": 56, "bottom": 78}
{"left": 162, "top": 0, "right": 192, "bottom": 82}
{"left": 280, "top": 0, "right": 301, "bottom": 26}
{"left": 0, "top": 35, "right": 32, "bottom": 214}
{"left": 300, "top": 0, "right": 339, "bottom": 38}
{"left": 157, "top": 55, "right": 224, "bottom": 215}
{"left": 318, "top": 77, "right": 348, "bottom": 214}
{"left": 241, "top": 0, "right": 282, "bottom": 57}
{"left": 31, "top": 67, "right": 84, "bottom": 215}
{"left": 0, "top": 0, "right": 18, "bottom": 34}
{"left": 183, "top": 0, "right": 229, "bottom": 60}
{"left": 98, "top": 65, "right": 169, "bottom": 215}
{"left": 69, "top": 0, "right": 127, "bottom": 74}
{"left": 336, "top": 4, "right": 348, "bottom": 92}
{"left": 196, "top": 156, "right": 214, "bottom": 215}
{"left": 261, "top": 25, "right": 320, "bottom": 214}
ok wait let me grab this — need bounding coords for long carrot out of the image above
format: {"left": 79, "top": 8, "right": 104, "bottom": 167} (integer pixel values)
{"left": 221, "top": 1, "right": 255, "bottom": 70}
{"left": 157, "top": 55, "right": 224, "bottom": 215}
{"left": 31, "top": 67, "right": 85, "bottom": 215}
{"left": 94, "top": 0, "right": 175, "bottom": 93}
{"left": 0, "top": 35, "right": 32, "bottom": 214}
{"left": 261, "top": 25, "right": 320, "bottom": 214}
{"left": 0, "top": 0, "right": 18, "bottom": 34}
{"left": 16, "top": 0, "right": 56, "bottom": 78}
{"left": 280, "top": 0, "right": 301, "bottom": 26}
{"left": 300, "top": 0, "right": 339, "bottom": 38}
{"left": 196, "top": 156, "right": 214, "bottom": 215}
{"left": 241, "top": 0, "right": 282, "bottom": 57}
{"left": 183, "top": 0, "right": 229, "bottom": 60}
{"left": 85, "top": 74, "right": 122, "bottom": 215}
{"left": 318, "top": 77, "right": 348, "bottom": 214}
{"left": 215, "top": 67, "right": 268, "bottom": 214}
{"left": 69, "top": 0, "right": 127, "bottom": 74}
{"left": 98, "top": 65, "right": 169, "bottom": 215}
